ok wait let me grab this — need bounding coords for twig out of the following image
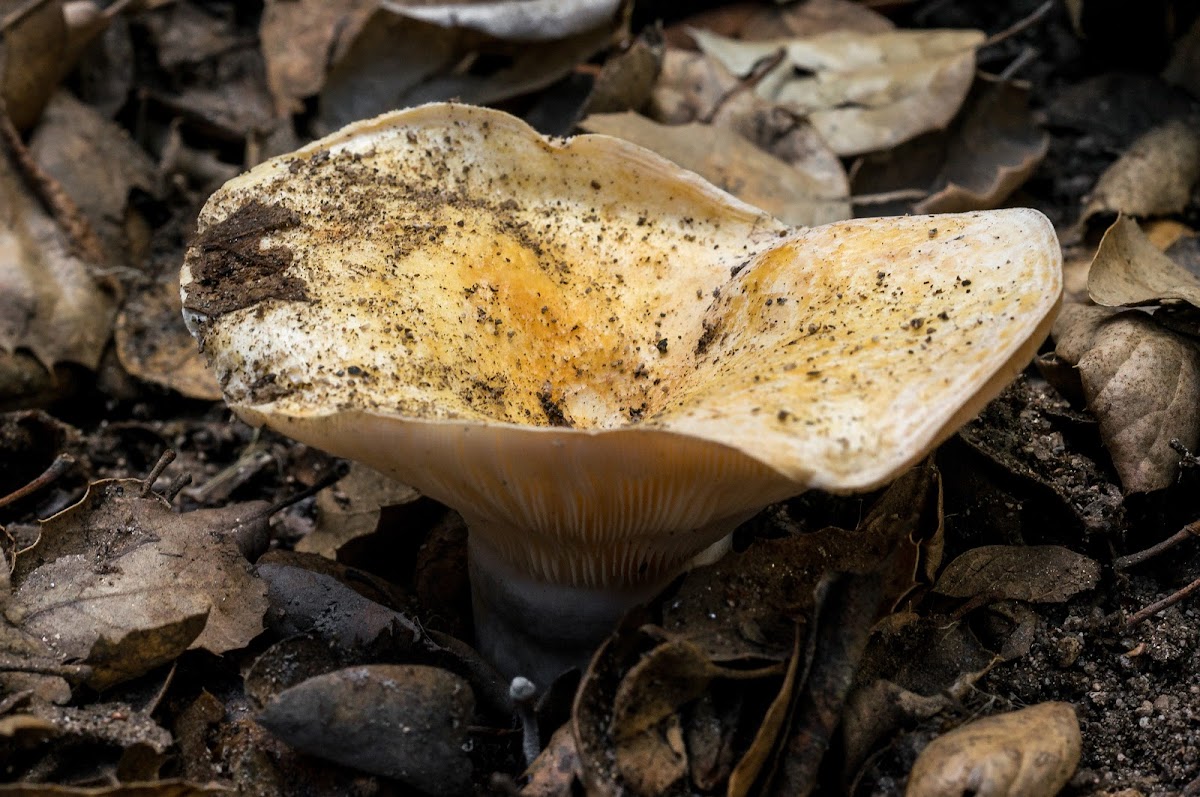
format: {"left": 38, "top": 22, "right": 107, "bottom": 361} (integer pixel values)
{"left": 851, "top": 189, "right": 930, "bottom": 206}
{"left": 140, "top": 449, "right": 176, "bottom": 497}
{"left": 162, "top": 473, "right": 192, "bottom": 503}
{"left": 998, "top": 45, "right": 1039, "bottom": 82}
{"left": 1114, "top": 520, "right": 1200, "bottom": 571}
{"left": 1124, "top": 575, "right": 1200, "bottom": 629}
{"left": 701, "top": 48, "right": 787, "bottom": 125}
{"left": 0, "top": 99, "right": 106, "bottom": 265}
{"left": 259, "top": 462, "right": 349, "bottom": 518}
{"left": 0, "top": 454, "right": 75, "bottom": 510}
{"left": 982, "top": 0, "right": 1055, "bottom": 48}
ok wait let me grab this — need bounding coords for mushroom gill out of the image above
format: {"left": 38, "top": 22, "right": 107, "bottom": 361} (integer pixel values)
{"left": 181, "top": 103, "right": 1062, "bottom": 682}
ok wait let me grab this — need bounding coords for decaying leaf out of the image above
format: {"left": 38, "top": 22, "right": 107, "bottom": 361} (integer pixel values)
{"left": 1081, "top": 119, "right": 1200, "bottom": 225}
{"left": 1053, "top": 306, "right": 1200, "bottom": 493}
{"left": 0, "top": 141, "right": 117, "bottom": 372}
{"left": 522, "top": 723, "right": 581, "bottom": 797}
{"left": 914, "top": 82, "right": 1050, "bottom": 214}
{"left": 302, "top": 461, "right": 419, "bottom": 558}
{"left": 648, "top": 47, "right": 738, "bottom": 124}
{"left": 8, "top": 479, "right": 270, "bottom": 677}
{"left": 27, "top": 91, "right": 155, "bottom": 264}
{"left": 580, "top": 112, "right": 850, "bottom": 226}
{"left": 311, "top": 1, "right": 623, "bottom": 133}
{"left": 0, "top": 0, "right": 66, "bottom": 132}
{"left": 690, "top": 27, "right": 984, "bottom": 155}
{"left": 906, "top": 702, "right": 1081, "bottom": 797}
{"left": 934, "top": 545, "right": 1100, "bottom": 603}
{"left": 1088, "top": 215, "right": 1200, "bottom": 308}
{"left": 259, "top": 0, "right": 375, "bottom": 114}
{"left": 256, "top": 664, "right": 475, "bottom": 795}
{"left": 114, "top": 275, "right": 223, "bottom": 400}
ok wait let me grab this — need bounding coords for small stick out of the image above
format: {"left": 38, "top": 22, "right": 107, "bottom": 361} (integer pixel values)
{"left": 852, "top": 189, "right": 930, "bottom": 206}
{"left": 140, "top": 450, "right": 177, "bottom": 497}
{"left": 259, "top": 462, "right": 349, "bottom": 518}
{"left": 0, "top": 454, "right": 75, "bottom": 510}
{"left": 1114, "top": 520, "right": 1200, "bottom": 571}
{"left": 1124, "top": 575, "right": 1200, "bottom": 629}
{"left": 0, "top": 100, "right": 106, "bottom": 265}
{"left": 162, "top": 473, "right": 192, "bottom": 503}
{"left": 701, "top": 48, "right": 787, "bottom": 125}
{"left": 982, "top": 0, "right": 1055, "bottom": 48}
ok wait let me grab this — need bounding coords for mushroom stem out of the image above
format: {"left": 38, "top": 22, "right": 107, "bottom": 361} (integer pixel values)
{"left": 468, "top": 533, "right": 734, "bottom": 684}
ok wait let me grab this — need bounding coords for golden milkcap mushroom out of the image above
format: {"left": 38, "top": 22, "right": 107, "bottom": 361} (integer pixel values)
{"left": 181, "top": 103, "right": 1062, "bottom": 682}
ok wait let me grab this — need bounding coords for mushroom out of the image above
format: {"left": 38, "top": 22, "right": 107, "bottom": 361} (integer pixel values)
{"left": 180, "top": 103, "right": 1062, "bottom": 683}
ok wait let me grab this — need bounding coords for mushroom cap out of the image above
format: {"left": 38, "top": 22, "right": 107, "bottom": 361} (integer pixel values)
{"left": 181, "top": 103, "right": 1062, "bottom": 587}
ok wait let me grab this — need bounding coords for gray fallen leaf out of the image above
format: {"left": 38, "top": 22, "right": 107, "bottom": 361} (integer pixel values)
{"left": 257, "top": 664, "right": 475, "bottom": 796}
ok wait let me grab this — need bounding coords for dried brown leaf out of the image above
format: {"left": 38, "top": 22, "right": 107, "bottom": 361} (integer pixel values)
{"left": 315, "top": 2, "right": 621, "bottom": 133}
{"left": 691, "top": 27, "right": 984, "bottom": 155}
{"left": 914, "top": 82, "right": 1049, "bottom": 214}
{"left": 8, "top": 480, "right": 269, "bottom": 671}
{"left": 0, "top": 147, "right": 117, "bottom": 371}
{"left": 1081, "top": 119, "right": 1200, "bottom": 224}
{"left": 1055, "top": 309, "right": 1200, "bottom": 492}
{"left": 1088, "top": 215, "right": 1200, "bottom": 308}
{"left": 521, "top": 723, "right": 581, "bottom": 797}
{"left": 28, "top": 91, "right": 155, "bottom": 264}
{"left": 580, "top": 112, "right": 850, "bottom": 226}
{"left": 648, "top": 48, "right": 738, "bottom": 124}
{"left": 301, "top": 462, "right": 419, "bottom": 558}
{"left": 612, "top": 639, "right": 779, "bottom": 742}
{"left": 257, "top": 664, "right": 474, "bottom": 795}
{"left": 85, "top": 610, "right": 209, "bottom": 691}
{"left": 907, "top": 702, "right": 1081, "bottom": 797}
{"left": 260, "top": 0, "right": 376, "bottom": 114}
{"left": 739, "top": 0, "right": 893, "bottom": 40}
{"left": 0, "top": 0, "right": 66, "bottom": 131}
{"left": 934, "top": 545, "right": 1100, "bottom": 603}
{"left": 115, "top": 275, "right": 222, "bottom": 401}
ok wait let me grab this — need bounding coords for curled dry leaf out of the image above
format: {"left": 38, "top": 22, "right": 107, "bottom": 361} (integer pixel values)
{"left": 690, "top": 27, "right": 984, "bottom": 155}
{"left": 1087, "top": 215, "right": 1200, "bottom": 308}
{"left": 1053, "top": 305, "right": 1200, "bottom": 493}
{"left": 1081, "top": 119, "right": 1200, "bottom": 225}
{"left": 934, "top": 545, "right": 1100, "bottom": 603}
{"left": 8, "top": 480, "right": 270, "bottom": 668}
{"left": 580, "top": 112, "right": 850, "bottom": 226}
{"left": 914, "top": 82, "right": 1050, "bottom": 214}
{"left": 0, "top": 142, "right": 117, "bottom": 372}
{"left": 905, "top": 702, "right": 1081, "bottom": 797}
{"left": 256, "top": 664, "right": 475, "bottom": 796}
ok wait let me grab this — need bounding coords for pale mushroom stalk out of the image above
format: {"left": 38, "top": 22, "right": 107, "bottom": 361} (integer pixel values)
{"left": 181, "top": 103, "right": 1062, "bottom": 684}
